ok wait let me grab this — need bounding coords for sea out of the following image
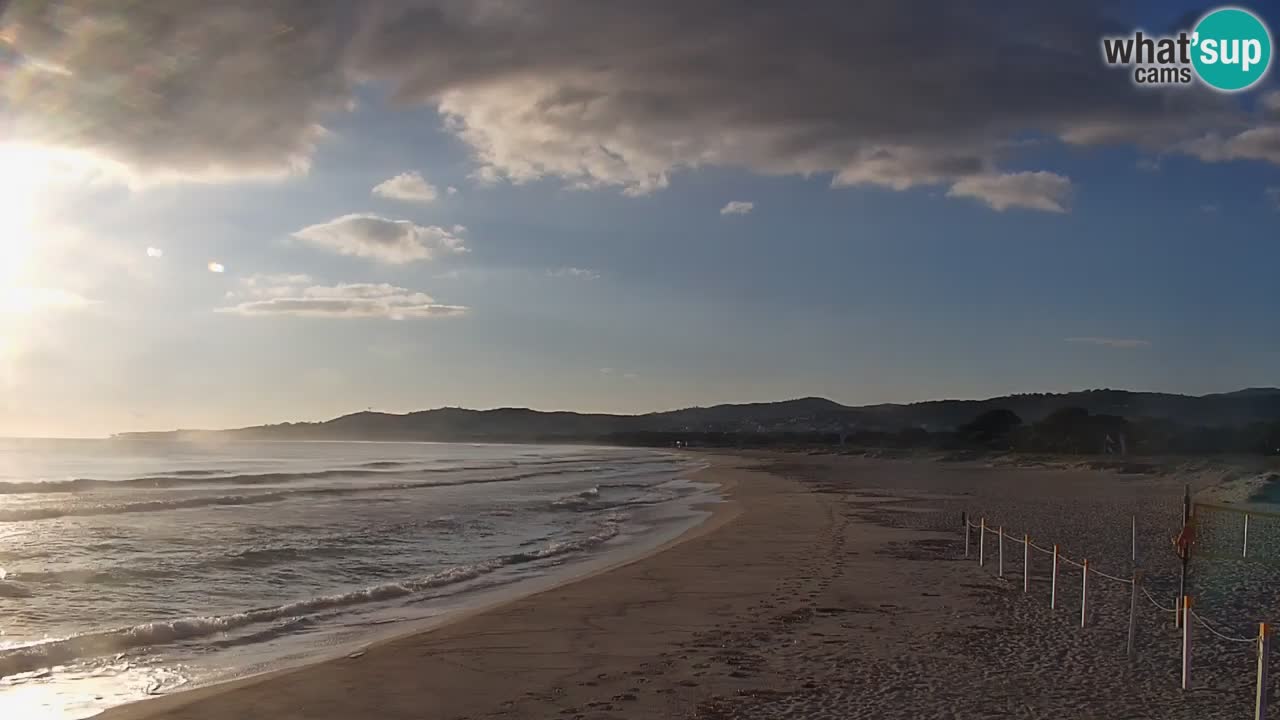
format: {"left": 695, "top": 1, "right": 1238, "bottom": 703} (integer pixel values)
{"left": 0, "top": 439, "right": 714, "bottom": 719}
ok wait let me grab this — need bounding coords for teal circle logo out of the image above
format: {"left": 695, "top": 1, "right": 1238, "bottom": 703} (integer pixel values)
{"left": 1192, "top": 7, "right": 1272, "bottom": 92}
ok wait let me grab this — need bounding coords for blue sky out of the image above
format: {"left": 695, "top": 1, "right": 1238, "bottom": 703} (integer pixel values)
{"left": 3, "top": 2, "right": 1280, "bottom": 436}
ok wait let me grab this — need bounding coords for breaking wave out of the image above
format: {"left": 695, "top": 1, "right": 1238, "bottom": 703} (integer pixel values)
{"left": 0, "top": 521, "right": 621, "bottom": 678}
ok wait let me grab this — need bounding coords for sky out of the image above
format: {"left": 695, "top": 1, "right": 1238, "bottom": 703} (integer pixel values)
{"left": 2, "top": 1, "right": 1280, "bottom": 437}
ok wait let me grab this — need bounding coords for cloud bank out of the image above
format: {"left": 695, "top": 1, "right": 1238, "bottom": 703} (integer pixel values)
{"left": 218, "top": 276, "right": 467, "bottom": 319}
{"left": 2, "top": 2, "right": 1272, "bottom": 210}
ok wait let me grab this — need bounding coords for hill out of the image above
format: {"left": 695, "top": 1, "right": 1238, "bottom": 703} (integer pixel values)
{"left": 114, "top": 388, "right": 1280, "bottom": 444}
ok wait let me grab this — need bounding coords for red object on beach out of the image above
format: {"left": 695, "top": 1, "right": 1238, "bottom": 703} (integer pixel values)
{"left": 1173, "top": 521, "right": 1194, "bottom": 559}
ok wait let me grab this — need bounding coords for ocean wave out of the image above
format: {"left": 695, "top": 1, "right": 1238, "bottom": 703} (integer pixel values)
{"left": 0, "top": 470, "right": 400, "bottom": 494}
{"left": 0, "top": 521, "right": 621, "bottom": 679}
{"left": 0, "top": 492, "right": 293, "bottom": 522}
{"left": 550, "top": 485, "right": 603, "bottom": 510}
{"left": 13, "top": 528, "right": 464, "bottom": 584}
{"left": 0, "top": 465, "right": 642, "bottom": 523}
{"left": 349, "top": 461, "right": 417, "bottom": 470}
{"left": 0, "top": 456, "right": 668, "bottom": 495}
{"left": 3, "top": 566, "right": 170, "bottom": 586}
{"left": 0, "top": 582, "right": 32, "bottom": 598}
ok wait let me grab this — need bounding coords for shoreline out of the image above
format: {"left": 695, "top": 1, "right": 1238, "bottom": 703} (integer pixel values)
{"left": 98, "top": 455, "right": 744, "bottom": 720}
{"left": 96, "top": 451, "right": 1278, "bottom": 720}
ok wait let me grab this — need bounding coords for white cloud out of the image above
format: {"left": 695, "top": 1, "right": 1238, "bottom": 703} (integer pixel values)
{"left": 145, "top": 247, "right": 164, "bottom": 258}
{"left": 1181, "top": 127, "right": 1280, "bottom": 165}
{"left": 1200, "top": 203, "right": 1220, "bottom": 214}
{"left": 1064, "top": 337, "right": 1151, "bottom": 349}
{"left": 291, "top": 214, "right": 469, "bottom": 264}
{"left": 720, "top": 201, "right": 754, "bottom": 216}
{"left": 372, "top": 171, "right": 438, "bottom": 203}
{"left": 207, "top": 261, "right": 226, "bottom": 273}
{"left": 218, "top": 277, "right": 467, "bottom": 319}
{"left": 947, "top": 172, "right": 1072, "bottom": 213}
{"left": 1263, "top": 92, "right": 1280, "bottom": 118}
{"left": 447, "top": 186, "right": 459, "bottom": 195}
{"left": 0, "top": 287, "right": 96, "bottom": 314}
{"left": 549, "top": 267, "right": 600, "bottom": 280}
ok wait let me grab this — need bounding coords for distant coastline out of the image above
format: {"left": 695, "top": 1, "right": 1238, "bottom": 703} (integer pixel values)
{"left": 111, "top": 388, "right": 1280, "bottom": 455}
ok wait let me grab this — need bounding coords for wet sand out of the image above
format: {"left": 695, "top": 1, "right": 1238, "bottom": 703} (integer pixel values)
{"left": 103, "top": 452, "right": 1274, "bottom": 719}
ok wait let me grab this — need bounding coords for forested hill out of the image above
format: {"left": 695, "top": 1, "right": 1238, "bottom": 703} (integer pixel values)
{"left": 114, "top": 388, "right": 1280, "bottom": 445}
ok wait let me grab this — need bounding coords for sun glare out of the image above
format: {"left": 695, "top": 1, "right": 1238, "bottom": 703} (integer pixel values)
{"left": 0, "top": 143, "right": 104, "bottom": 312}
{"left": 0, "top": 144, "right": 44, "bottom": 293}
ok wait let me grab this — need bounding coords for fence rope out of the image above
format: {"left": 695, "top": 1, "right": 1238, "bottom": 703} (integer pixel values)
{"left": 1028, "top": 540, "right": 1056, "bottom": 555}
{"left": 963, "top": 508, "right": 1272, "bottom": 711}
{"left": 1140, "top": 585, "right": 1177, "bottom": 614}
{"left": 969, "top": 516, "right": 1210, "bottom": 598}
{"left": 984, "top": 529, "right": 1130, "bottom": 582}
{"left": 1188, "top": 609, "right": 1257, "bottom": 645}
{"left": 1090, "top": 567, "right": 1135, "bottom": 585}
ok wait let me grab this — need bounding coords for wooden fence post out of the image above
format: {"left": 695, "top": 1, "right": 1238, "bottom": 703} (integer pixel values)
{"left": 998, "top": 526, "right": 1004, "bottom": 578}
{"left": 979, "top": 518, "right": 986, "bottom": 567}
{"left": 1080, "top": 559, "right": 1090, "bottom": 628}
{"left": 964, "top": 519, "right": 970, "bottom": 559}
{"left": 1131, "top": 514, "right": 1137, "bottom": 564}
{"left": 1244, "top": 514, "right": 1250, "bottom": 559}
{"left": 1051, "top": 545, "right": 1059, "bottom": 609}
{"left": 1023, "top": 534, "right": 1030, "bottom": 593}
{"left": 1182, "top": 596, "right": 1193, "bottom": 690}
{"left": 1128, "top": 570, "right": 1141, "bottom": 660}
{"left": 1257, "top": 622, "right": 1270, "bottom": 720}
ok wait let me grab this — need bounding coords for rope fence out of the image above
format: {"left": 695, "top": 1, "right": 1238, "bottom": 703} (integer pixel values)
{"left": 1142, "top": 584, "right": 1178, "bottom": 614}
{"left": 961, "top": 512, "right": 1274, "bottom": 720}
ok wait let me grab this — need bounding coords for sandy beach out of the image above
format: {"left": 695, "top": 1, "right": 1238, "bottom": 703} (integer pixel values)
{"left": 100, "top": 452, "right": 1278, "bottom": 720}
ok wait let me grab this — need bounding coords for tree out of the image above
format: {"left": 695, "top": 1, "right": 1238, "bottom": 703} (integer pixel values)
{"left": 959, "top": 408, "right": 1023, "bottom": 446}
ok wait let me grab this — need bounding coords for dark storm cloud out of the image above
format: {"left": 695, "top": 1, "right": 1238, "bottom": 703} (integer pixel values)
{"left": 0, "top": 1, "right": 1270, "bottom": 207}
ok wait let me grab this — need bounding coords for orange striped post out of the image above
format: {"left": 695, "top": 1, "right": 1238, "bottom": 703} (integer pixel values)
{"left": 1181, "top": 596, "right": 1193, "bottom": 690}
{"left": 1258, "top": 622, "right": 1270, "bottom": 720}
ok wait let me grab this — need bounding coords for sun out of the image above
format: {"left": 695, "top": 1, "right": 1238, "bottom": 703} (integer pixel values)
{"left": 0, "top": 143, "right": 51, "bottom": 294}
